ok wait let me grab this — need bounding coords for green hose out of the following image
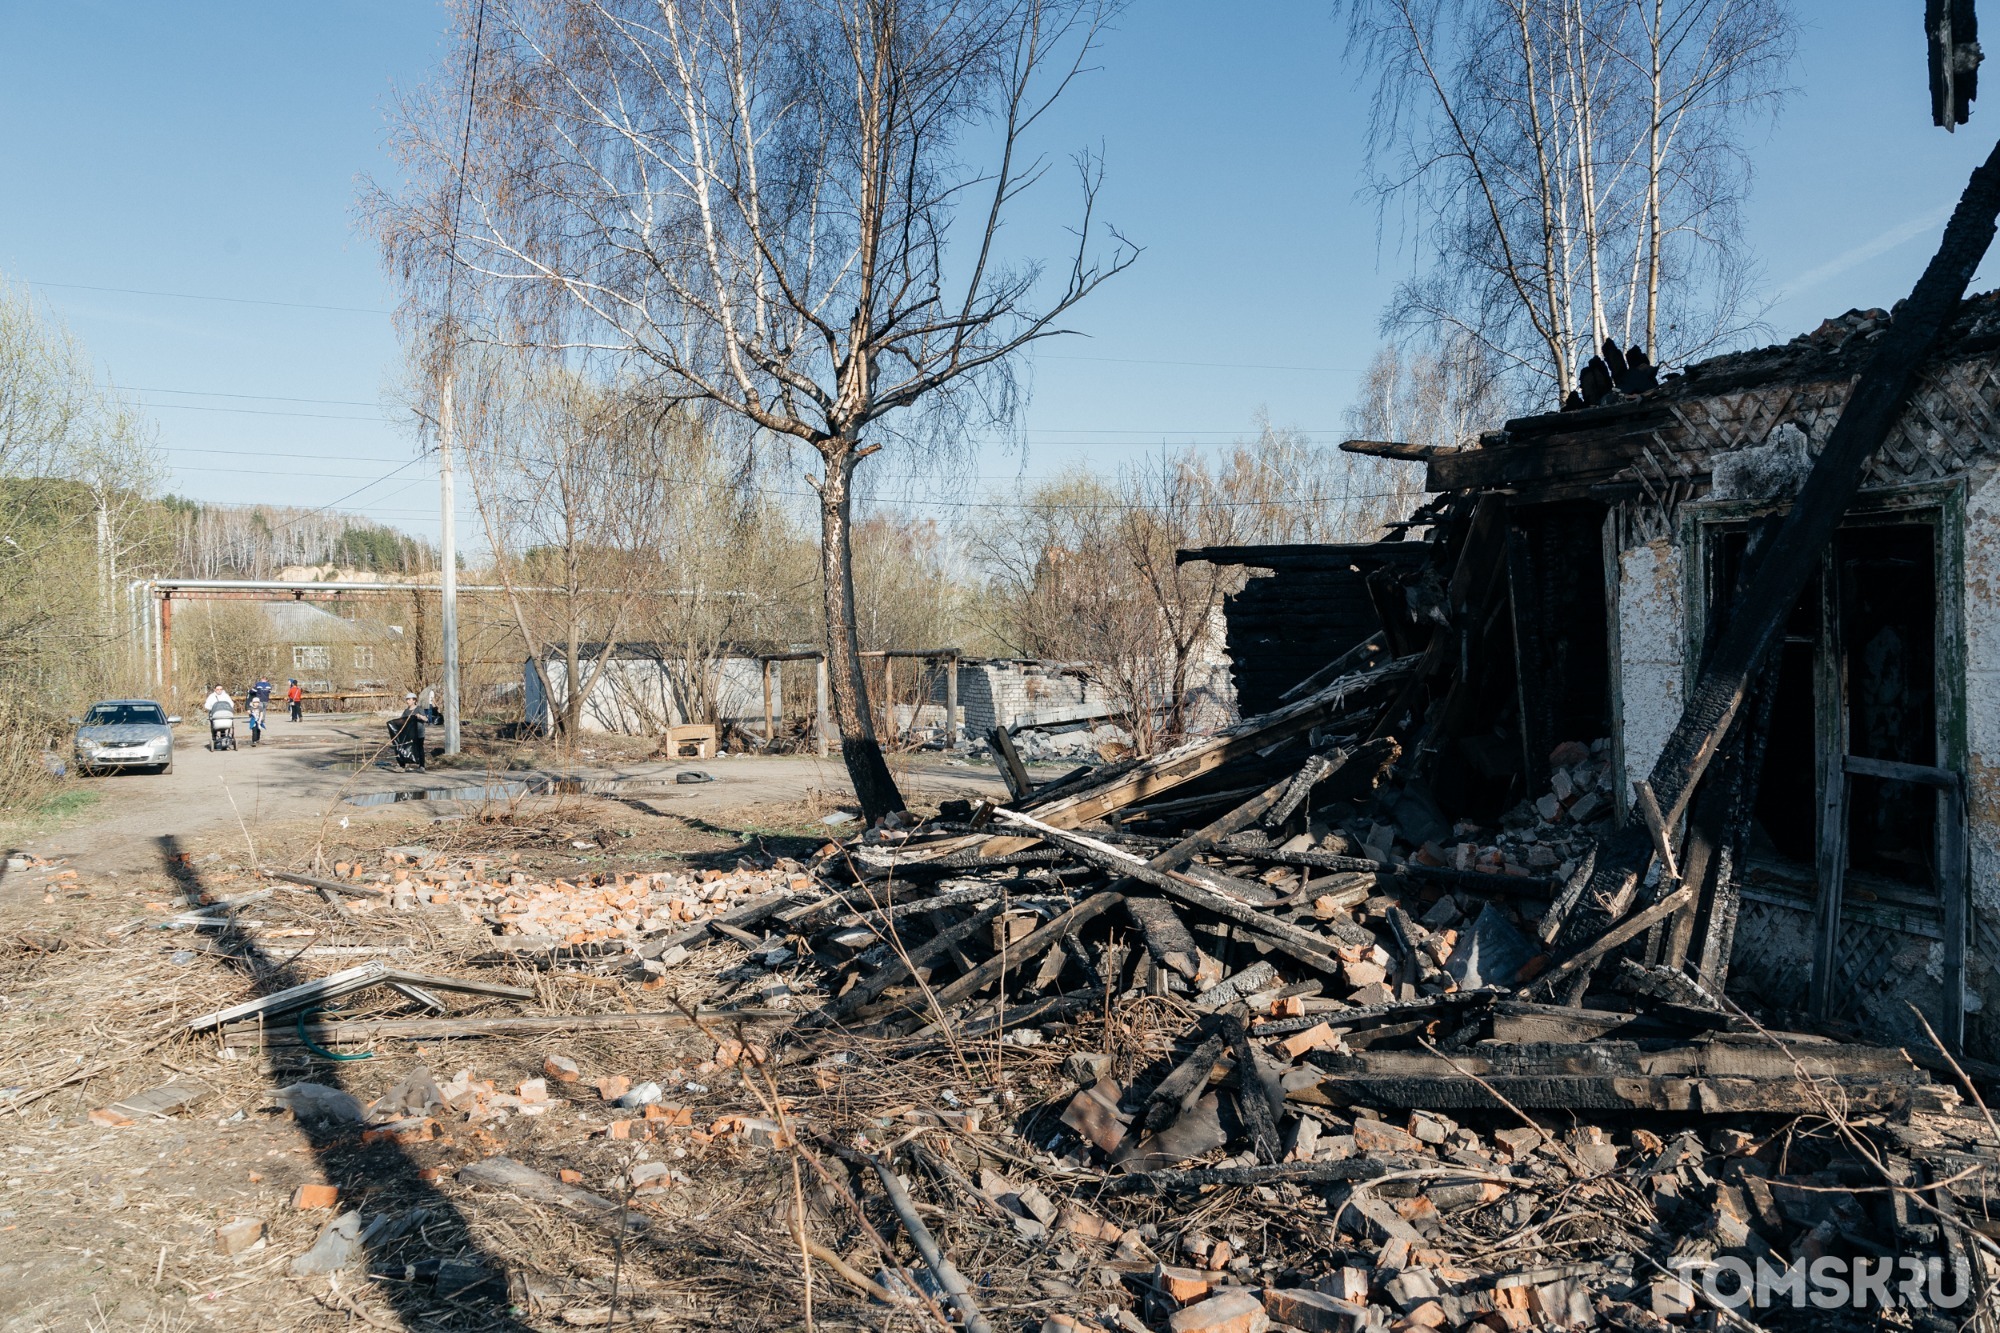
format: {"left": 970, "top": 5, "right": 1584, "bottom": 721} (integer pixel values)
{"left": 296, "top": 1006, "right": 372, "bottom": 1062}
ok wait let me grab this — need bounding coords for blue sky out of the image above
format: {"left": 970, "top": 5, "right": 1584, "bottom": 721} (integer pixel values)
{"left": 0, "top": 1, "right": 1994, "bottom": 545}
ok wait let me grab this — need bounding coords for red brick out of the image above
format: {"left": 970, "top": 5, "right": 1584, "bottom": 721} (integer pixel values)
{"left": 293, "top": 1183, "right": 338, "bottom": 1210}
{"left": 1277, "top": 1022, "right": 1340, "bottom": 1061}
{"left": 1154, "top": 1264, "right": 1212, "bottom": 1303}
{"left": 1167, "top": 1291, "right": 1270, "bottom": 1333}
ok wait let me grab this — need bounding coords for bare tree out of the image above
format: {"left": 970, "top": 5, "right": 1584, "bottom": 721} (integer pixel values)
{"left": 1211, "top": 411, "right": 1445, "bottom": 545}
{"left": 0, "top": 281, "right": 166, "bottom": 799}
{"left": 1338, "top": 333, "right": 1512, "bottom": 525}
{"left": 974, "top": 470, "right": 1170, "bottom": 749}
{"left": 975, "top": 453, "right": 1243, "bottom": 752}
{"left": 373, "top": 0, "right": 1135, "bottom": 820}
{"left": 454, "top": 349, "right": 677, "bottom": 737}
{"left": 1342, "top": 0, "right": 1792, "bottom": 403}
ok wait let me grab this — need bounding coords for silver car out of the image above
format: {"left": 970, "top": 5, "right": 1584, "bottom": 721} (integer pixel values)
{"left": 73, "top": 699, "right": 180, "bottom": 776}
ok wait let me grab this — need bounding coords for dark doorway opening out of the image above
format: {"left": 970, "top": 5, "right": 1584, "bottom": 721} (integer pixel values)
{"left": 1707, "top": 528, "right": 1820, "bottom": 867}
{"left": 1839, "top": 523, "right": 1939, "bottom": 887}
{"left": 1507, "top": 502, "right": 1612, "bottom": 793}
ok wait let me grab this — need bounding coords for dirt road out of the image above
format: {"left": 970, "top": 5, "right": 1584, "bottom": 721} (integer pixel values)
{"left": 21, "top": 712, "right": 1011, "bottom": 877}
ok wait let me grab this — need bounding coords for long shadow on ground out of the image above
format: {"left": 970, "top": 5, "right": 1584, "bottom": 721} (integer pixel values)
{"left": 161, "top": 833, "right": 536, "bottom": 1330}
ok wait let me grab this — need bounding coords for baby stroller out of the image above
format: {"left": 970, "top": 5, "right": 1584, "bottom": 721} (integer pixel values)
{"left": 211, "top": 711, "right": 237, "bottom": 752}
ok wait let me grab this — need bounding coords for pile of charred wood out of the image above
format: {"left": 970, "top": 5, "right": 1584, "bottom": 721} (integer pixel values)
{"left": 815, "top": 646, "right": 1936, "bottom": 1110}
{"left": 790, "top": 654, "right": 1993, "bottom": 1330}
{"left": 776, "top": 154, "right": 2000, "bottom": 1327}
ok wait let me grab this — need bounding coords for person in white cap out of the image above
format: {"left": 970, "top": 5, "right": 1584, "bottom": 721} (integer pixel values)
{"left": 388, "top": 691, "right": 428, "bottom": 771}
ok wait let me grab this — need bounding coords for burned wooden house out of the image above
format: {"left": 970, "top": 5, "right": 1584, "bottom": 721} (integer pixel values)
{"left": 1188, "top": 294, "right": 2000, "bottom": 1062}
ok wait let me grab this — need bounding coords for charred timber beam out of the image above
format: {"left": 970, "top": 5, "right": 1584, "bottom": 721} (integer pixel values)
{"left": 1338, "top": 438, "right": 1460, "bottom": 461}
{"left": 1177, "top": 542, "right": 1433, "bottom": 570}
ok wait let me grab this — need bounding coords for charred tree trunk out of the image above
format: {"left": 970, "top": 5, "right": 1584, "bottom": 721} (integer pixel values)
{"left": 818, "top": 447, "right": 906, "bottom": 822}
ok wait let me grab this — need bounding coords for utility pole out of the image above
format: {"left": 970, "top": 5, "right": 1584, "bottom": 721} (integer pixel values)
{"left": 437, "top": 359, "right": 462, "bottom": 755}
{"left": 433, "top": 0, "right": 485, "bottom": 757}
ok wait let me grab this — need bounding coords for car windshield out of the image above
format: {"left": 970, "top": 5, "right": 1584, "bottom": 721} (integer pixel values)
{"left": 83, "top": 704, "right": 164, "bottom": 727}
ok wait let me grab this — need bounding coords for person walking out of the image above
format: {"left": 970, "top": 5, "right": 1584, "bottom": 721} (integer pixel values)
{"left": 388, "top": 691, "right": 428, "bottom": 771}
{"left": 245, "top": 691, "right": 267, "bottom": 747}
{"left": 286, "top": 679, "right": 303, "bottom": 722}
{"left": 202, "top": 684, "right": 236, "bottom": 751}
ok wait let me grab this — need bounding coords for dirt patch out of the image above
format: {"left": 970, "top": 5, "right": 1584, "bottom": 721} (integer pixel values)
{"left": 0, "top": 717, "right": 1014, "bottom": 1331}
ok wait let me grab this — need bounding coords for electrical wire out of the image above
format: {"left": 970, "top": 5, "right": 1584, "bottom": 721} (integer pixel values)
{"left": 23, "top": 278, "right": 390, "bottom": 315}
{"left": 126, "top": 386, "right": 382, "bottom": 407}
{"left": 140, "top": 403, "right": 386, "bottom": 421}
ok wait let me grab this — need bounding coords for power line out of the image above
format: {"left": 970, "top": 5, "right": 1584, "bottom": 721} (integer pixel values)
{"left": 25, "top": 278, "right": 390, "bottom": 315}
{"left": 161, "top": 446, "right": 414, "bottom": 464}
{"left": 125, "top": 386, "right": 382, "bottom": 407}
{"left": 253, "top": 458, "right": 433, "bottom": 536}
{"left": 1036, "top": 352, "right": 1367, "bottom": 374}
{"left": 165, "top": 462, "right": 433, "bottom": 481}
{"left": 141, "top": 402, "right": 387, "bottom": 422}
{"left": 160, "top": 461, "right": 1418, "bottom": 513}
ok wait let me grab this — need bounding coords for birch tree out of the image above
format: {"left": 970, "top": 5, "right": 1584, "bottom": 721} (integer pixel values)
{"left": 374, "top": 0, "right": 1134, "bottom": 820}
{"left": 454, "top": 351, "right": 678, "bottom": 738}
{"left": 1343, "top": 0, "right": 1792, "bottom": 403}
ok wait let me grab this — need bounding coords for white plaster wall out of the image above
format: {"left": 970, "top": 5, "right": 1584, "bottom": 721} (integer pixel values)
{"left": 1616, "top": 538, "right": 1686, "bottom": 793}
{"left": 1962, "top": 458, "right": 2000, "bottom": 1017}
{"left": 527, "top": 656, "right": 763, "bottom": 734}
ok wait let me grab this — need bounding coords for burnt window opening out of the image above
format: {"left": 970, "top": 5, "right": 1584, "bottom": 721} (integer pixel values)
{"left": 1704, "top": 518, "right": 1942, "bottom": 893}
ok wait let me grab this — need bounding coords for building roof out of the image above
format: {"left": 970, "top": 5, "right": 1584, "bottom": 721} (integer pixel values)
{"left": 1420, "top": 289, "right": 2000, "bottom": 504}
{"left": 257, "top": 601, "right": 401, "bottom": 642}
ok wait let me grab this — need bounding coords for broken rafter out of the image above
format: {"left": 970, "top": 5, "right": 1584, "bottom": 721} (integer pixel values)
{"left": 888, "top": 891, "right": 1126, "bottom": 1018}
{"left": 989, "top": 809, "right": 1365, "bottom": 968}
{"left": 185, "top": 961, "right": 534, "bottom": 1032}
{"left": 805, "top": 901, "right": 1008, "bottom": 1026}
{"left": 958, "top": 656, "right": 1415, "bottom": 859}
{"left": 222, "top": 1007, "right": 793, "bottom": 1046}
{"left": 1338, "top": 438, "right": 1459, "bottom": 461}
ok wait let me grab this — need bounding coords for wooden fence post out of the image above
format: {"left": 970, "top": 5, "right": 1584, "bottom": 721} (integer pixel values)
{"left": 815, "top": 655, "right": 829, "bottom": 757}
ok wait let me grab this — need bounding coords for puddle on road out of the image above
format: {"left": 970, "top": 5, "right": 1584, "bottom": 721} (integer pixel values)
{"left": 344, "top": 775, "right": 687, "bottom": 807}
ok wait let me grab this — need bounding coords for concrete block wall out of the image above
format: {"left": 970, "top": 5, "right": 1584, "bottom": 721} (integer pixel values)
{"left": 949, "top": 662, "right": 1119, "bottom": 736}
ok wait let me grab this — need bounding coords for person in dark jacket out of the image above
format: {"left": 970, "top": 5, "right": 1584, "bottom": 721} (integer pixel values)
{"left": 388, "top": 692, "right": 427, "bottom": 770}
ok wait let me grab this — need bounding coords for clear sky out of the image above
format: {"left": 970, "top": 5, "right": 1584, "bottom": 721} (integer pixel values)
{"left": 1, "top": 1, "right": 1995, "bottom": 545}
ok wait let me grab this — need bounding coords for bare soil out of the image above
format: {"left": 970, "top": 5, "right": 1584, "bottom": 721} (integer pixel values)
{"left": 0, "top": 713, "right": 1010, "bottom": 1332}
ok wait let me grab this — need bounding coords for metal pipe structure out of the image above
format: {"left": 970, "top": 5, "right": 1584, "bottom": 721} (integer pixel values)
{"left": 148, "top": 578, "right": 525, "bottom": 595}
{"left": 133, "top": 577, "right": 745, "bottom": 700}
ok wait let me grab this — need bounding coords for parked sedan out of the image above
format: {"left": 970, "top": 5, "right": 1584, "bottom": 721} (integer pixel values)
{"left": 73, "top": 699, "right": 180, "bottom": 775}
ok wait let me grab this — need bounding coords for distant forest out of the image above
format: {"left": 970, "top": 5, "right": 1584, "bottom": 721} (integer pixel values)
{"left": 162, "top": 498, "right": 437, "bottom": 579}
